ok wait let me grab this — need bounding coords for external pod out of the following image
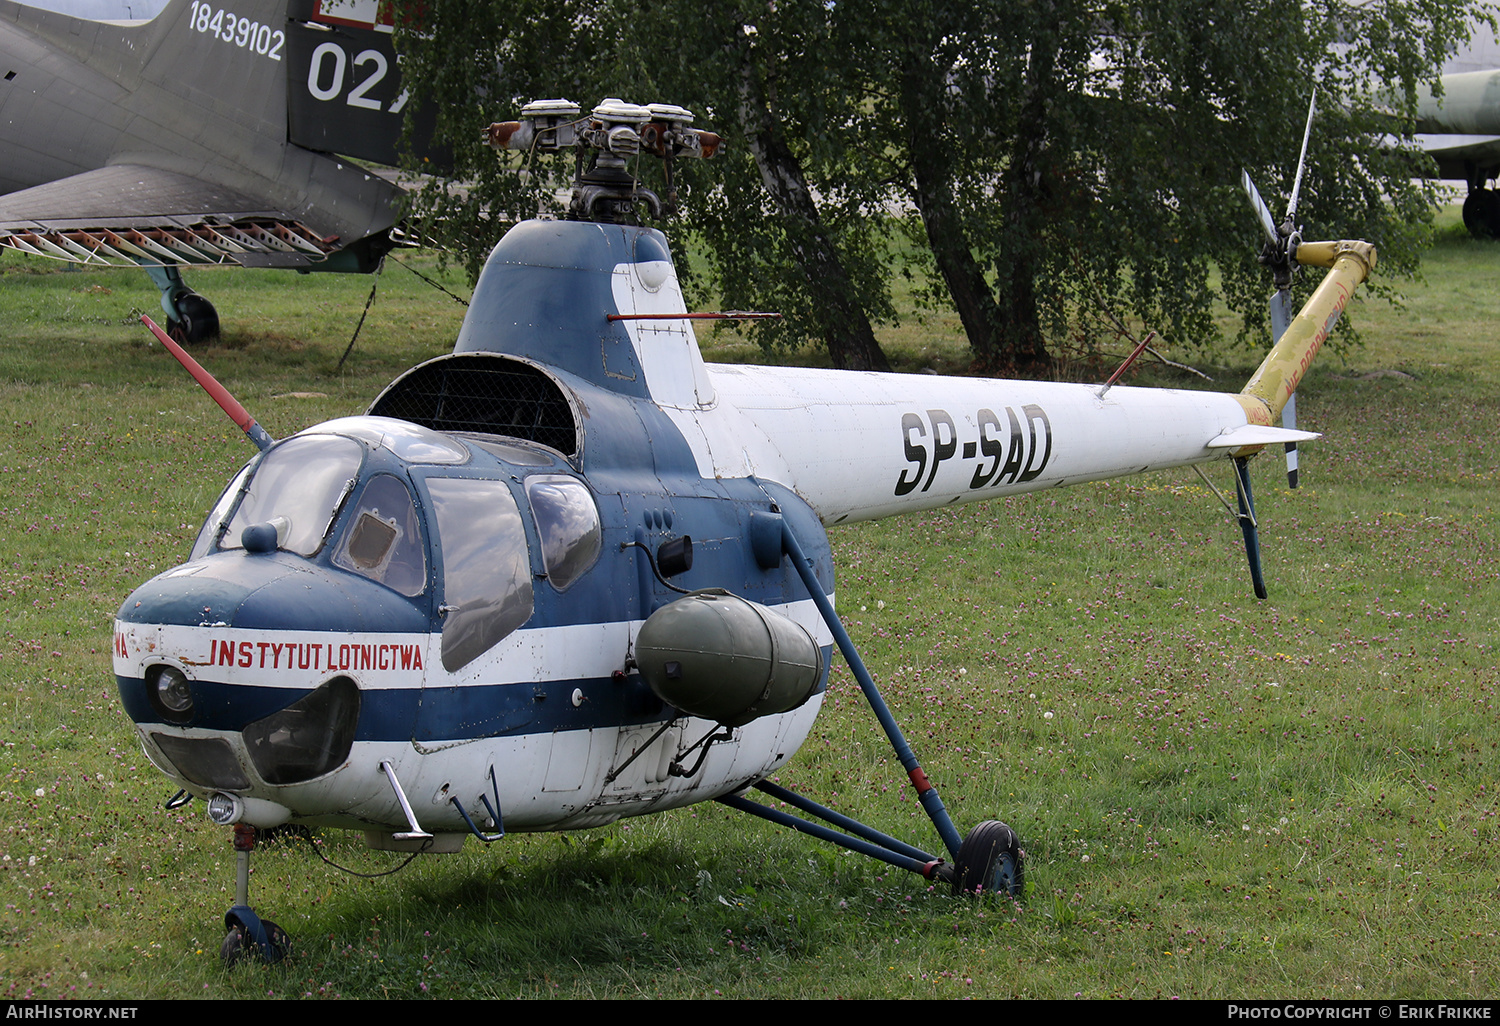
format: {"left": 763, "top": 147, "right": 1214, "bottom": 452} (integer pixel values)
{"left": 634, "top": 589, "right": 824, "bottom": 727}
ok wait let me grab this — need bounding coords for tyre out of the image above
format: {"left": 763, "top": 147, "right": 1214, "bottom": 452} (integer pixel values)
{"left": 953, "top": 820, "right": 1024, "bottom": 898}
{"left": 1462, "top": 189, "right": 1500, "bottom": 240}
{"left": 169, "top": 292, "right": 220, "bottom": 345}
{"left": 220, "top": 917, "right": 291, "bottom": 967}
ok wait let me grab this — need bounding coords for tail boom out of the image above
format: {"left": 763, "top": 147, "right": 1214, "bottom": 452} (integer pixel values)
{"left": 1237, "top": 240, "right": 1376, "bottom": 427}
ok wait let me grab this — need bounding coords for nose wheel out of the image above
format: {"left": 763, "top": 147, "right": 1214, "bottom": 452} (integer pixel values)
{"left": 222, "top": 909, "right": 291, "bottom": 967}
{"left": 221, "top": 824, "right": 291, "bottom": 966}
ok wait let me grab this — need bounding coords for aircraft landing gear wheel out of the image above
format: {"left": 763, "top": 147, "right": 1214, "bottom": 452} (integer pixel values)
{"left": 1462, "top": 189, "right": 1500, "bottom": 240}
{"left": 168, "top": 291, "right": 220, "bottom": 345}
{"left": 220, "top": 916, "right": 290, "bottom": 967}
{"left": 953, "top": 820, "right": 1024, "bottom": 898}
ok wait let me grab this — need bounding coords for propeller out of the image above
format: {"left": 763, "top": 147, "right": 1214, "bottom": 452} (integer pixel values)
{"left": 1242, "top": 89, "right": 1317, "bottom": 488}
{"left": 1231, "top": 90, "right": 1318, "bottom": 600}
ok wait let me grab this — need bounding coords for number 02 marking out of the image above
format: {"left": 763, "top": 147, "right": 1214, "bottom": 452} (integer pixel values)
{"left": 305, "top": 41, "right": 408, "bottom": 113}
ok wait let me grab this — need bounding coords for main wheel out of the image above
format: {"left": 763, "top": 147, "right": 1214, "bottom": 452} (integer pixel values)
{"left": 168, "top": 292, "right": 220, "bottom": 345}
{"left": 1462, "top": 189, "right": 1500, "bottom": 240}
{"left": 220, "top": 918, "right": 291, "bottom": 967}
{"left": 953, "top": 820, "right": 1024, "bottom": 898}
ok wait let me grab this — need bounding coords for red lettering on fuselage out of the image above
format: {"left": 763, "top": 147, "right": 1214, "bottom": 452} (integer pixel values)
{"left": 205, "top": 635, "right": 424, "bottom": 675}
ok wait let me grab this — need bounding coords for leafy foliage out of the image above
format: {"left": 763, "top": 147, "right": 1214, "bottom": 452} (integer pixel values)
{"left": 396, "top": 1, "right": 1491, "bottom": 372}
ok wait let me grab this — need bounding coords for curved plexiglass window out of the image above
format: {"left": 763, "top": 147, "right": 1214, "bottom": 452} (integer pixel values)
{"left": 306, "top": 417, "right": 470, "bottom": 465}
{"left": 333, "top": 474, "right": 427, "bottom": 596}
{"left": 191, "top": 459, "right": 256, "bottom": 560}
{"left": 221, "top": 436, "right": 362, "bottom": 556}
{"left": 524, "top": 475, "right": 601, "bottom": 591}
{"left": 427, "top": 478, "right": 534, "bottom": 671}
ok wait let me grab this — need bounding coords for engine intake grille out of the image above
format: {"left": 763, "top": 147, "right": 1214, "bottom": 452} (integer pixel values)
{"left": 368, "top": 354, "right": 579, "bottom": 457}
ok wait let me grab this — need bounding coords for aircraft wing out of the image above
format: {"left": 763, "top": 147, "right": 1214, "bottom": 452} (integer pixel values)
{"left": 1412, "top": 134, "right": 1500, "bottom": 180}
{"left": 0, "top": 165, "right": 341, "bottom": 267}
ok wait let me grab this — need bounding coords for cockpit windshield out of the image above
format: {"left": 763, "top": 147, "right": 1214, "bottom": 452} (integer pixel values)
{"left": 219, "top": 435, "right": 363, "bottom": 556}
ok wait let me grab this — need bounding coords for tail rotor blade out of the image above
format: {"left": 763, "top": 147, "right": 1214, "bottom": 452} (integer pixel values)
{"left": 1264, "top": 283, "right": 1304, "bottom": 489}
{"left": 1281, "top": 392, "right": 1301, "bottom": 490}
{"left": 1268, "top": 287, "right": 1300, "bottom": 488}
{"left": 1242, "top": 169, "right": 1280, "bottom": 245}
{"left": 1285, "top": 89, "right": 1318, "bottom": 225}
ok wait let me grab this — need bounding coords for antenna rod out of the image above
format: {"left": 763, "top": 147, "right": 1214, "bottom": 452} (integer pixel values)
{"left": 1098, "top": 330, "right": 1157, "bottom": 396}
{"left": 607, "top": 311, "right": 782, "bottom": 321}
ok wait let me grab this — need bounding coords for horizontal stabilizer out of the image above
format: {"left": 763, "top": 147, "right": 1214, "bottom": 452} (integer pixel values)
{"left": 1205, "top": 424, "right": 1321, "bottom": 449}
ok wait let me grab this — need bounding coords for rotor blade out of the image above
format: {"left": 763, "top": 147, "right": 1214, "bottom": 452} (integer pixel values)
{"left": 1282, "top": 392, "right": 1300, "bottom": 489}
{"left": 1242, "top": 169, "right": 1279, "bottom": 245}
{"left": 1285, "top": 89, "right": 1318, "bottom": 223}
{"left": 1269, "top": 289, "right": 1299, "bottom": 487}
{"left": 141, "top": 315, "right": 275, "bottom": 451}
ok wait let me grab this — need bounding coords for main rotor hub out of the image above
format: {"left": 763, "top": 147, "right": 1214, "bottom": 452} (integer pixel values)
{"left": 486, "top": 97, "right": 721, "bottom": 225}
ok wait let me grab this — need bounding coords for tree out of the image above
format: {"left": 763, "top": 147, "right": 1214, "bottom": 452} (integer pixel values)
{"left": 397, "top": 1, "right": 1490, "bottom": 375}
{"left": 831, "top": 0, "right": 1489, "bottom": 372}
{"left": 396, "top": 0, "right": 896, "bottom": 370}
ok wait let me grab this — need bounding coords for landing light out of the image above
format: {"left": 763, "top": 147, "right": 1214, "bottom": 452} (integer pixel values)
{"left": 148, "top": 665, "right": 194, "bottom": 723}
{"left": 206, "top": 792, "right": 242, "bottom": 826}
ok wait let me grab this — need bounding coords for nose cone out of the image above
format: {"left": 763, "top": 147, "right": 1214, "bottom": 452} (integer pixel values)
{"left": 115, "top": 551, "right": 430, "bottom": 733}
{"left": 117, "top": 551, "right": 428, "bottom": 634}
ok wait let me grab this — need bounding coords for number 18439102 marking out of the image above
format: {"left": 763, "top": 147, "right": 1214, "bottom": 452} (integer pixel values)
{"left": 188, "top": 3, "right": 285, "bottom": 60}
{"left": 894, "top": 405, "right": 1053, "bottom": 497}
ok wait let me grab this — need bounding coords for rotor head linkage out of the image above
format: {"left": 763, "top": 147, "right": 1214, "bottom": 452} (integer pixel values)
{"left": 486, "top": 98, "right": 721, "bottom": 225}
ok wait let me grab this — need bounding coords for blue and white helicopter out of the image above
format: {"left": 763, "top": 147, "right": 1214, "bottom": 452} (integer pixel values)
{"left": 112, "top": 98, "right": 1374, "bottom": 963}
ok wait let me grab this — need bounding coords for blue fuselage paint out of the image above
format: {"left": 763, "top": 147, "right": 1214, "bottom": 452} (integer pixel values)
{"left": 115, "top": 217, "right": 836, "bottom": 834}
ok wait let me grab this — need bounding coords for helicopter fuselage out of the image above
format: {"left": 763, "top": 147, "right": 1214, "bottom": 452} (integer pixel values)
{"left": 112, "top": 214, "right": 1309, "bottom": 851}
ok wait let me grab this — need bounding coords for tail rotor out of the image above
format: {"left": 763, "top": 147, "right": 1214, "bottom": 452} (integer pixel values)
{"left": 1243, "top": 89, "right": 1318, "bottom": 489}
{"left": 1228, "top": 90, "right": 1322, "bottom": 598}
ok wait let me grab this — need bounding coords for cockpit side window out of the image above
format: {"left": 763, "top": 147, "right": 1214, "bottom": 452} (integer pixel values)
{"left": 524, "top": 475, "right": 601, "bottom": 592}
{"left": 333, "top": 474, "right": 427, "bottom": 596}
{"left": 426, "top": 478, "right": 534, "bottom": 672}
{"left": 221, "top": 436, "right": 363, "bottom": 556}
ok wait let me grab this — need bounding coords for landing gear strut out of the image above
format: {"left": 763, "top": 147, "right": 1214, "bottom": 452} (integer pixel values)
{"left": 221, "top": 824, "right": 290, "bottom": 966}
{"left": 719, "top": 513, "right": 1025, "bottom": 899}
{"left": 142, "top": 265, "right": 220, "bottom": 345}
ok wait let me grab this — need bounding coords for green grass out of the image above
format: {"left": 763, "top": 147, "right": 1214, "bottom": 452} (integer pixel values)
{"left": 0, "top": 210, "right": 1497, "bottom": 999}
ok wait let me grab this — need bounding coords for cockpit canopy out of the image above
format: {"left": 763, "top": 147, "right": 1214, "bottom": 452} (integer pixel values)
{"left": 187, "top": 417, "right": 602, "bottom": 672}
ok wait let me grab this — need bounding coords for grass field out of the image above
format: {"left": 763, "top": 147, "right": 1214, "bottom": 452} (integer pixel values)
{"left": 0, "top": 211, "right": 1496, "bottom": 1000}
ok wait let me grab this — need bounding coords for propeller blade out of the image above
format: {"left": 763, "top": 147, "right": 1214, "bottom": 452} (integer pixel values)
{"left": 1270, "top": 288, "right": 1300, "bottom": 488}
{"left": 1281, "top": 392, "right": 1300, "bottom": 489}
{"left": 1242, "top": 169, "right": 1280, "bottom": 245}
{"left": 1285, "top": 89, "right": 1318, "bottom": 225}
